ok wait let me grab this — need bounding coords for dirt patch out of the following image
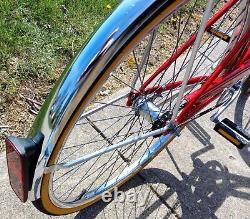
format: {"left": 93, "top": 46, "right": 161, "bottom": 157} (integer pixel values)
{"left": 0, "top": 79, "right": 53, "bottom": 152}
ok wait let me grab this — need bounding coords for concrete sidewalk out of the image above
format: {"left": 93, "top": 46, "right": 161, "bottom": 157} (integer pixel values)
{"left": 0, "top": 93, "right": 249, "bottom": 219}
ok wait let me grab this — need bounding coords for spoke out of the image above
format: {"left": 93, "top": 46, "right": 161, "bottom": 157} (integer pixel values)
{"left": 63, "top": 128, "right": 151, "bottom": 150}
{"left": 132, "top": 50, "right": 144, "bottom": 87}
{"left": 53, "top": 119, "right": 151, "bottom": 195}
{"left": 76, "top": 113, "right": 133, "bottom": 125}
{"left": 170, "top": 0, "right": 215, "bottom": 121}
{"left": 93, "top": 100, "right": 136, "bottom": 110}
{"left": 159, "top": 10, "right": 183, "bottom": 114}
{"left": 131, "top": 30, "right": 157, "bottom": 88}
{"left": 60, "top": 110, "right": 135, "bottom": 161}
{"left": 59, "top": 113, "right": 141, "bottom": 197}
{"left": 78, "top": 93, "right": 129, "bottom": 121}
{"left": 64, "top": 138, "right": 139, "bottom": 186}
{"left": 137, "top": 137, "right": 154, "bottom": 165}
{"left": 57, "top": 115, "right": 138, "bottom": 199}
{"left": 128, "top": 116, "right": 146, "bottom": 160}
{"left": 111, "top": 74, "right": 141, "bottom": 93}
{"left": 244, "top": 118, "right": 250, "bottom": 131}
{"left": 141, "top": 29, "right": 157, "bottom": 86}
{"left": 54, "top": 120, "right": 147, "bottom": 186}
{"left": 100, "top": 132, "right": 151, "bottom": 190}
{"left": 53, "top": 124, "right": 170, "bottom": 172}
{"left": 184, "top": 3, "right": 244, "bottom": 95}
{"left": 152, "top": 0, "right": 200, "bottom": 89}
{"left": 86, "top": 116, "right": 113, "bottom": 144}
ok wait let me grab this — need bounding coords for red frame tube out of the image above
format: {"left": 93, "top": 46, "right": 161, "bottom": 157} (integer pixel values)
{"left": 141, "top": 0, "right": 239, "bottom": 90}
{"left": 127, "top": 0, "right": 249, "bottom": 128}
{"left": 126, "top": 76, "right": 207, "bottom": 106}
{"left": 176, "top": 29, "right": 250, "bottom": 124}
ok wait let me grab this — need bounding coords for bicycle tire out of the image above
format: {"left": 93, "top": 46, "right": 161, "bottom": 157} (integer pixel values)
{"left": 234, "top": 76, "right": 250, "bottom": 167}
{"left": 242, "top": 76, "right": 250, "bottom": 94}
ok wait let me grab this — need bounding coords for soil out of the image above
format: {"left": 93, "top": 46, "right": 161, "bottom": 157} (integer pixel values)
{"left": 0, "top": 80, "right": 53, "bottom": 151}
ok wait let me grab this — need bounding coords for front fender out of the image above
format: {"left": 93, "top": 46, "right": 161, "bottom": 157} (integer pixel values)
{"left": 29, "top": 0, "right": 185, "bottom": 200}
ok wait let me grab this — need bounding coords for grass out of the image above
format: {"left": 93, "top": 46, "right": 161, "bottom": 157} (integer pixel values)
{"left": 0, "top": 0, "right": 119, "bottom": 95}
{"left": 0, "top": 0, "right": 209, "bottom": 98}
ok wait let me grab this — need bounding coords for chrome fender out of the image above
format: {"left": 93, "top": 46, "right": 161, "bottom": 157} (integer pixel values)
{"left": 29, "top": 0, "right": 185, "bottom": 200}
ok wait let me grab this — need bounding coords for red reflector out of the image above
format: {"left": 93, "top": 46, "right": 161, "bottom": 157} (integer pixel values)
{"left": 5, "top": 138, "right": 29, "bottom": 202}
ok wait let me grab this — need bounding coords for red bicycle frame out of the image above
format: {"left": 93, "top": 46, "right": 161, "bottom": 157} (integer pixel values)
{"left": 177, "top": 30, "right": 250, "bottom": 124}
{"left": 127, "top": 0, "right": 250, "bottom": 126}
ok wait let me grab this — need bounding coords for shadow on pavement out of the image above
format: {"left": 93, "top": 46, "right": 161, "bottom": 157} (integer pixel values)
{"left": 75, "top": 160, "right": 250, "bottom": 218}
{"left": 75, "top": 120, "right": 250, "bottom": 218}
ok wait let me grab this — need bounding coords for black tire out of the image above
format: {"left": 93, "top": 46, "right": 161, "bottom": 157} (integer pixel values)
{"left": 242, "top": 76, "right": 250, "bottom": 94}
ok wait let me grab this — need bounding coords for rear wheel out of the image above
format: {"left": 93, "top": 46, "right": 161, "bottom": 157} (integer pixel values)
{"left": 234, "top": 76, "right": 250, "bottom": 166}
{"left": 236, "top": 76, "right": 250, "bottom": 134}
{"left": 242, "top": 76, "right": 250, "bottom": 94}
{"left": 35, "top": 0, "right": 249, "bottom": 215}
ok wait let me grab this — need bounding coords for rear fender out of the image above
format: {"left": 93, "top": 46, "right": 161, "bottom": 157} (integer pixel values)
{"left": 28, "top": 0, "right": 187, "bottom": 201}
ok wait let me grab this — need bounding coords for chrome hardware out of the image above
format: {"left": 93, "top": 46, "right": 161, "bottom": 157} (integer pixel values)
{"left": 134, "top": 98, "right": 162, "bottom": 123}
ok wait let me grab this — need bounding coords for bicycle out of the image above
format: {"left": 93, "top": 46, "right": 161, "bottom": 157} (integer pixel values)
{"left": 5, "top": 0, "right": 250, "bottom": 215}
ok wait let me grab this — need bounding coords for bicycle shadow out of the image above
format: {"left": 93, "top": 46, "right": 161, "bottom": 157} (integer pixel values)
{"left": 74, "top": 121, "right": 250, "bottom": 218}
{"left": 74, "top": 161, "right": 250, "bottom": 218}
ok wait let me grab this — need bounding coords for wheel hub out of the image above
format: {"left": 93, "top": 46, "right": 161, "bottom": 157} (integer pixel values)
{"left": 133, "top": 97, "right": 173, "bottom": 137}
{"left": 133, "top": 97, "right": 162, "bottom": 123}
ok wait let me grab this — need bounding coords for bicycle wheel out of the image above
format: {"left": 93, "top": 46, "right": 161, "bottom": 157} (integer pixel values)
{"left": 242, "top": 76, "right": 250, "bottom": 94}
{"left": 235, "top": 76, "right": 250, "bottom": 166}
{"left": 235, "top": 76, "right": 250, "bottom": 134}
{"left": 33, "top": 0, "right": 249, "bottom": 215}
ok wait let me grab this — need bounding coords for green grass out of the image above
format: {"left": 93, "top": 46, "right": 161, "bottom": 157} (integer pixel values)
{"left": 0, "top": 0, "right": 119, "bottom": 95}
